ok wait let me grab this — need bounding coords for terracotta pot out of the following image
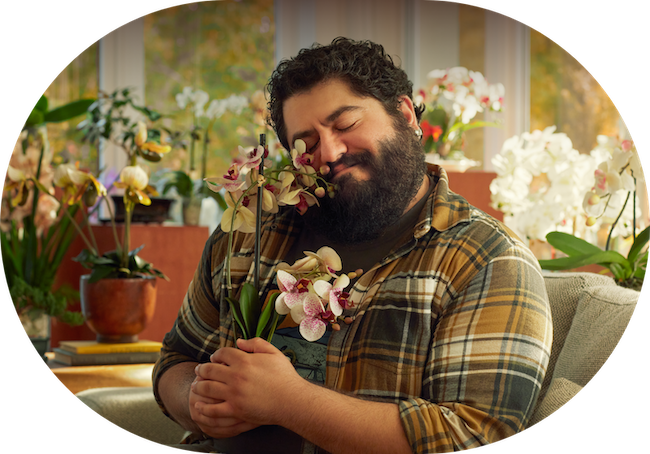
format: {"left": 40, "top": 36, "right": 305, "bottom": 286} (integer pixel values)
{"left": 80, "top": 275, "right": 157, "bottom": 343}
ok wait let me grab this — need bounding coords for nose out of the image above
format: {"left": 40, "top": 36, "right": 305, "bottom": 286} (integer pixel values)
{"left": 316, "top": 132, "right": 346, "bottom": 168}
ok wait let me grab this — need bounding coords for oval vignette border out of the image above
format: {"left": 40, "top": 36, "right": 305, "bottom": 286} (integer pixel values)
{"left": 0, "top": 1, "right": 650, "bottom": 451}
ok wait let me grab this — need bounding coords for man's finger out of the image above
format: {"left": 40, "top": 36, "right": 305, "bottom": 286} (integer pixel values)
{"left": 236, "top": 337, "right": 279, "bottom": 354}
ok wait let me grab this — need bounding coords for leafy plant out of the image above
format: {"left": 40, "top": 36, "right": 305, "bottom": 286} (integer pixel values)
{"left": 539, "top": 229, "right": 648, "bottom": 290}
{"left": 73, "top": 245, "right": 167, "bottom": 284}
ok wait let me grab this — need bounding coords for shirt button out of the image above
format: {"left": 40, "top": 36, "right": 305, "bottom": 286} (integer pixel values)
{"left": 414, "top": 225, "right": 430, "bottom": 239}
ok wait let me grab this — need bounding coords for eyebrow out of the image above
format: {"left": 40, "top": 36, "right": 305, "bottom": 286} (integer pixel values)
{"left": 290, "top": 105, "right": 362, "bottom": 145}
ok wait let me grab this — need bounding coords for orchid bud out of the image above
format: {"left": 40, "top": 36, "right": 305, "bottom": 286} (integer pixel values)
{"left": 135, "top": 121, "right": 148, "bottom": 147}
{"left": 586, "top": 216, "right": 597, "bottom": 227}
{"left": 83, "top": 183, "right": 99, "bottom": 207}
{"left": 344, "top": 316, "right": 355, "bottom": 325}
{"left": 587, "top": 193, "right": 600, "bottom": 206}
{"left": 314, "top": 187, "right": 326, "bottom": 198}
{"left": 120, "top": 165, "right": 149, "bottom": 190}
{"left": 319, "top": 165, "right": 330, "bottom": 175}
{"left": 331, "top": 323, "right": 341, "bottom": 331}
{"left": 621, "top": 140, "right": 633, "bottom": 152}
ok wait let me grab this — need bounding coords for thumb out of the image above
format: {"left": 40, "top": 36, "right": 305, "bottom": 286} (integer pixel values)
{"left": 236, "top": 337, "right": 278, "bottom": 354}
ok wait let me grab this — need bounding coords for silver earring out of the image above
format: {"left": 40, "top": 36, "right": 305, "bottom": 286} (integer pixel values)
{"left": 415, "top": 128, "right": 423, "bottom": 140}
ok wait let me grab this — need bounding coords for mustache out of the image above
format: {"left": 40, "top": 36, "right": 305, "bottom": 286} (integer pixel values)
{"left": 324, "top": 151, "right": 377, "bottom": 181}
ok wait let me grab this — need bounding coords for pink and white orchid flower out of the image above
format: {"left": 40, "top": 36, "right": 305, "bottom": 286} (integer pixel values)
{"left": 290, "top": 292, "right": 331, "bottom": 342}
{"left": 205, "top": 162, "right": 246, "bottom": 193}
{"left": 291, "top": 139, "right": 317, "bottom": 186}
{"left": 304, "top": 246, "right": 343, "bottom": 278}
{"left": 274, "top": 269, "right": 312, "bottom": 314}
{"left": 313, "top": 273, "right": 352, "bottom": 317}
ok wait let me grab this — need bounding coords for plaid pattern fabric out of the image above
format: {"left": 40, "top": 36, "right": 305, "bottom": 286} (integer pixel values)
{"left": 153, "top": 165, "right": 552, "bottom": 453}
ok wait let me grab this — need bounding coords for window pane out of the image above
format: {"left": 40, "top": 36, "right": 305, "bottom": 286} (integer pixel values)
{"left": 44, "top": 43, "right": 99, "bottom": 171}
{"left": 530, "top": 29, "right": 622, "bottom": 153}
{"left": 143, "top": 0, "right": 276, "bottom": 178}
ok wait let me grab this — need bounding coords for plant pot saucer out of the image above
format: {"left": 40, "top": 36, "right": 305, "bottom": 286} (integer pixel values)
{"left": 425, "top": 153, "right": 481, "bottom": 172}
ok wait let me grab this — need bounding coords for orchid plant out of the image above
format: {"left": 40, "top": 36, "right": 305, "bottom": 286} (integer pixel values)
{"left": 205, "top": 135, "right": 357, "bottom": 342}
{"left": 538, "top": 137, "right": 647, "bottom": 290}
{"left": 490, "top": 126, "right": 599, "bottom": 243}
{"left": 72, "top": 89, "right": 171, "bottom": 282}
{"left": 416, "top": 66, "right": 504, "bottom": 160}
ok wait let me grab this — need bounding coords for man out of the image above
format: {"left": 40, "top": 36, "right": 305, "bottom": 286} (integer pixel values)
{"left": 153, "top": 37, "right": 552, "bottom": 454}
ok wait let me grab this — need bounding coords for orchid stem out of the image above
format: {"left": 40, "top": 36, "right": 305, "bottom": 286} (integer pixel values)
{"left": 80, "top": 206, "right": 99, "bottom": 253}
{"left": 62, "top": 207, "right": 97, "bottom": 256}
{"left": 103, "top": 195, "right": 123, "bottom": 256}
{"left": 254, "top": 134, "right": 266, "bottom": 291}
{"left": 606, "top": 191, "right": 630, "bottom": 251}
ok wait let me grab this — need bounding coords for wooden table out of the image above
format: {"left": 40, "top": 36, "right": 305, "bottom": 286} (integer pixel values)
{"left": 47, "top": 353, "right": 154, "bottom": 394}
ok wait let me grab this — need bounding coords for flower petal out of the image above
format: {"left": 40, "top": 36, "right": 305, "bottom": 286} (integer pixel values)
{"left": 313, "top": 280, "right": 332, "bottom": 298}
{"left": 276, "top": 270, "right": 297, "bottom": 293}
{"left": 299, "top": 317, "right": 326, "bottom": 342}
{"left": 275, "top": 293, "right": 291, "bottom": 315}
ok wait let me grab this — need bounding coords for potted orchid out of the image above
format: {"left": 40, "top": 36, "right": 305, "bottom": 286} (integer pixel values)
{"left": 68, "top": 89, "right": 171, "bottom": 342}
{"left": 416, "top": 66, "right": 504, "bottom": 169}
{"left": 537, "top": 137, "right": 647, "bottom": 290}
{"left": 2, "top": 94, "right": 94, "bottom": 359}
{"left": 205, "top": 135, "right": 358, "bottom": 342}
{"left": 162, "top": 87, "right": 251, "bottom": 225}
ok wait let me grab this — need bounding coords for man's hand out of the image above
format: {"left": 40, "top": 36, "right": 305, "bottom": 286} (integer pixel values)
{"left": 189, "top": 372, "right": 260, "bottom": 438}
{"left": 193, "top": 337, "right": 304, "bottom": 427}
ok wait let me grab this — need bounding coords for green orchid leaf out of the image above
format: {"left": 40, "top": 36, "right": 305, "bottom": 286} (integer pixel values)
{"left": 256, "top": 291, "right": 279, "bottom": 338}
{"left": 88, "top": 265, "right": 117, "bottom": 283}
{"left": 266, "top": 312, "right": 281, "bottom": 343}
{"left": 628, "top": 226, "right": 650, "bottom": 264}
{"left": 35, "top": 95, "right": 48, "bottom": 113}
{"left": 152, "top": 268, "right": 170, "bottom": 281}
{"left": 606, "top": 262, "right": 627, "bottom": 281}
{"left": 225, "top": 296, "right": 248, "bottom": 339}
{"left": 239, "top": 282, "right": 262, "bottom": 338}
{"left": 538, "top": 250, "right": 632, "bottom": 274}
{"left": 43, "top": 99, "right": 95, "bottom": 123}
{"left": 545, "top": 231, "right": 602, "bottom": 257}
{"left": 129, "top": 245, "right": 145, "bottom": 257}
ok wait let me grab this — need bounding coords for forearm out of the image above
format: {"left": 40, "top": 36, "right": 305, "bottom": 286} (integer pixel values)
{"left": 157, "top": 361, "right": 201, "bottom": 433}
{"left": 277, "top": 380, "right": 412, "bottom": 454}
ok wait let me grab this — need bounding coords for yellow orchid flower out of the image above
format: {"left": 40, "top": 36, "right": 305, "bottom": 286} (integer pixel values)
{"left": 53, "top": 162, "right": 107, "bottom": 206}
{"left": 113, "top": 165, "right": 158, "bottom": 206}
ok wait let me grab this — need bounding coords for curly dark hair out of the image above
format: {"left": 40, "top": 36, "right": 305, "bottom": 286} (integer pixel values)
{"left": 267, "top": 37, "right": 425, "bottom": 149}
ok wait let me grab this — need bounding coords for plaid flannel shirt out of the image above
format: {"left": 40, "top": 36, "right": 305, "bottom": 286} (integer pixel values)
{"left": 153, "top": 165, "right": 552, "bottom": 453}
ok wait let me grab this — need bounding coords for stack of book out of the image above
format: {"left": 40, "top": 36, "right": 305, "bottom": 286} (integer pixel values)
{"left": 52, "top": 340, "right": 162, "bottom": 366}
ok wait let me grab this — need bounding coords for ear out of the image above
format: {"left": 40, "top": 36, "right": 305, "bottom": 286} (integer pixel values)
{"left": 397, "top": 95, "right": 419, "bottom": 131}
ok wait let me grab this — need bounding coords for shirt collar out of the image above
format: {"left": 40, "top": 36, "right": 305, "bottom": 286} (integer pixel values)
{"left": 413, "top": 164, "right": 472, "bottom": 238}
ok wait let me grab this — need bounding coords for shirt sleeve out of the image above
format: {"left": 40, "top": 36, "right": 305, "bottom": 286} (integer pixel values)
{"left": 398, "top": 243, "right": 552, "bottom": 452}
{"left": 152, "top": 231, "right": 226, "bottom": 417}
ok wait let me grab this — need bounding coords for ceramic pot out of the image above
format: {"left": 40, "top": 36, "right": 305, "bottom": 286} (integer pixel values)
{"left": 182, "top": 196, "right": 202, "bottom": 226}
{"left": 80, "top": 275, "right": 157, "bottom": 343}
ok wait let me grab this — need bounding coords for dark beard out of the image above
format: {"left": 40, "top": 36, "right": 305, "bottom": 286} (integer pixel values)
{"left": 305, "top": 117, "right": 427, "bottom": 244}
